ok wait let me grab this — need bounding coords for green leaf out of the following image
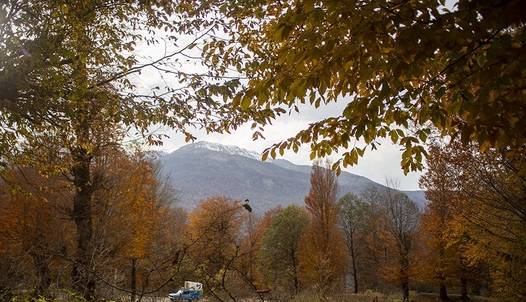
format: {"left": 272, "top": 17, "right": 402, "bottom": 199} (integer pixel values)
{"left": 240, "top": 95, "right": 251, "bottom": 109}
{"left": 390, "top": 130, "right": 399, "bottom": 144}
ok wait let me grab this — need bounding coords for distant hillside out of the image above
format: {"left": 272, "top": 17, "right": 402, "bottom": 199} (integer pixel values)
{"left": 156, "top": 142, "right": 427, "bottom": 213}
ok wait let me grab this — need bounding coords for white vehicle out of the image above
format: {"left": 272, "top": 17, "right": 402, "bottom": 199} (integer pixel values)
{"left": 169, "top": 281, "right": 203, "bottom": 301}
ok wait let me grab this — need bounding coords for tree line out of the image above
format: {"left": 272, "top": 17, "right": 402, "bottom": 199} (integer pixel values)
{"left": 0, "top": 155, "right": 420, "bottom": 301}
{"left": 1, "top": 142, "right": 523, "bottom": 301}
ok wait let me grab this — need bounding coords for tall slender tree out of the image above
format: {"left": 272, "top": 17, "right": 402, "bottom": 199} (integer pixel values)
{"left": 381, "top": 184, "right": 420, "bottom": 302}
{"left": 338, "top": 193, "right": 368, "bottom": 293}
{"left": 299, "top": 162, "right": 347, "bottom": 294}
{"left": 419, "top": 143, "right": 466, "bottom": 301}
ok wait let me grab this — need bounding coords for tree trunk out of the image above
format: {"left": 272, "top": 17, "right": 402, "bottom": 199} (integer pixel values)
{"left": 401, "top": 278, "right": 409, "bottom": 302}
{"left": 71, "top": 149, "right": 95, "bottom": 299}
{"left": 291, "top": 248, "right": 300, "bottom": 294}
{"left": 400, "top": 253, "right": 410, "bottom": 302}
{"left": 131, "top": 258, "right": 137, "bottom": 302}
{"left": 69, "top": 3, "right": 96, "bottom": 298}
{"left": 437, "top": 243, "right": 449, "bottom": 301}
{"left": 33, "top": 254, "right": 51, "bottom": 296}
{"left": 460, "top": 275, "right": 469, "bottom": 301}
{"left": 459, "top": 257, "right": 470, "bottom": 302}
{"left": 439, "top": 282, "right": 449, "bottom": 301}
{"left": 32, "top": 227, "right": 51, "bottom": 296}
{"left": 349, "top": 233, "right": 359, "bottom": 293}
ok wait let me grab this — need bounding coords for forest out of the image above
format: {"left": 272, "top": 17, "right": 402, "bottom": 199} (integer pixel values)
{"left": 1, "top": 143, "right": 524, "bottom": 302}
{"left": 0, "top": 0, "right": 524, "bottom": 301}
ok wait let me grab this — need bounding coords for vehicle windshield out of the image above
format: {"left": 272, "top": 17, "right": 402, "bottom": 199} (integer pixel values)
{"left": 169, "top": 289, "right": 184, "bottom": 296}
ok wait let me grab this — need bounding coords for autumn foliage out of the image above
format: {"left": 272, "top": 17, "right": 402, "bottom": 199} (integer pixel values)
{"left": 0, "top": 0, "right": 524, "bottom": 301}
{"left": 1, "top": 145, "right": 524, "bottom": 302}
{"left": 419, "top": 141, "right": 526, "bottom": 300}
{"left": 0, "top": 150, "right": 185, "bottom": 300}
{"left": 299, "top": 163, "right": 348, "bottom": 293}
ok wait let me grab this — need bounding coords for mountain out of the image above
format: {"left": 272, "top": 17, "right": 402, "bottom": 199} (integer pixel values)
{"left": 156, "top": 141, "right": 427, "bottom": 213}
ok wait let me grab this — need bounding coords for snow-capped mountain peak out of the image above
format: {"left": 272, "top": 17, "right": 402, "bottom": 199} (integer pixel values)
{"left": 178, "top": 141, "right": 261, "bottom": 160}
{"left": 158, "top": 141, "right": 427, "bottom": 212}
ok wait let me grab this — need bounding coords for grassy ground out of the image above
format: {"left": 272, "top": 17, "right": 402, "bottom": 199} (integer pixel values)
{"left": 413, "top": 293, "right": 497, "bottom": 302}
{"left": 6, "top": 290, "right": 499, "bottom": 302}
{"left": 286, "top": 291, "right": 498, "bottom": 302}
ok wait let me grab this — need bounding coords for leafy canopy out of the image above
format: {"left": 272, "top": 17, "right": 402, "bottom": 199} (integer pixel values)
{"left": 0, "top": 0, "right": 240, "bottom": 159}
{"left": 258, "top": 205, "right": 309, "bottom": 292}
{"left": 188, "top": 0, "right": 526, "bottom": 173}
{"left": 421, "top": 140, "right": 526, "bottom": 298}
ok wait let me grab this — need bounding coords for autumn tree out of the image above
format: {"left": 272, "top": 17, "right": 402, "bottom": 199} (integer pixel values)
{"left": 0, "top": 146, "right": 188, "bottom": 301}
{"left": 299, "top": 162, "right": 347, "bottom": 295}
{"left": 183, "top": 0, "right": 526, "bottom": 173}
{"left": 418, "top": 142, "right": 471, "bottom": 301}
{"left": 243, "top": 207, "right": 282, "bottom": 292}
{"left": 0, "top": 167, "right": 74, "bottom": 297}
{"left": 347, "top": 187, "right": 386, "bottom": 291}
{"left": 419, "top": 145, "right": 454, "bottom": 300}
{"left": 186, "top": 196, "right": 254, "bottom": 301}
{"left": 258, "top": 205, "right": 309, "bottom": 295}
{"left": 338, "top": 192, "right": 369, "bottom": 293}
{"left": 380, "top": 185, "right": 420, "bottom": 302}
{"left": 423, "top": 140, "right": 526, "bottom": 300}
{"left": 416, "top": 204, "right": 480, "bottom": 302}
{"left": 88, "top": 150, "right": 181, "bottom": 301}
{"left": 416, "top": 213, "right": 455, "bottom": 301}
{"left": 235, "top": 206, "right": 284, "bottom": 298}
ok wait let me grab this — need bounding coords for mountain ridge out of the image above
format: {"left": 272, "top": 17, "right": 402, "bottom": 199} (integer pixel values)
{"left": 156, "top": 142, "right": 427, "bottom": 213}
